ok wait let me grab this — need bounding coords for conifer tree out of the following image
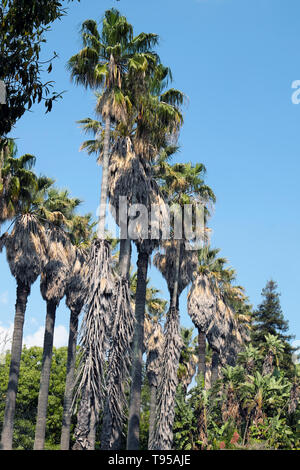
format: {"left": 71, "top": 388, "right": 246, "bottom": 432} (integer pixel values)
{"left": 251, "top": 280, "right": 295, "bottom": 374}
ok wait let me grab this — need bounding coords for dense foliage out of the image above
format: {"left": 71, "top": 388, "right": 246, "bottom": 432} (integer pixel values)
{"left": 0, "top": 0, "right": 80, "bottom": 135}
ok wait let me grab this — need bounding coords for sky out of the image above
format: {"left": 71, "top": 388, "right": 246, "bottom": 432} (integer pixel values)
{"left": 0, "top": 0, "right": 300, "bottom": 352}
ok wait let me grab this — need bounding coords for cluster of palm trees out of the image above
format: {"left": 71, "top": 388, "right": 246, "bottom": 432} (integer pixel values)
{"left": 0, "top": 8, "right": 253, "bottom": 450}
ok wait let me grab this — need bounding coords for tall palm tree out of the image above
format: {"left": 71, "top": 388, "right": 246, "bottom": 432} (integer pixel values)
{"left": 124, "top": 71, "right": 185, "bottom": 452}
{"left": 34, "top": 190, "right": 80, "bottom": 450}
{"left": 188, "top": 248, "right": 241, "bottom": 382}
{"left": 152, "top": 162, "right": 214, "bottom": 450}
{"left": 144, "top": 317, "right": 164, "bottom": 450}
{"left": 140, "top": 283, "right": 167, "bottom": 450}
{"left": 0, "top": 176, "right": 59, "bottom": 450}
{"left": 104, "top": 103, "right": 172, "bottom": 450}
{"left": 207, "top": 272, "right": 252, "bottom": 381}
{"left": 60, "top": 214, "right": 94, "bottom": 450}
{"left": 68, "top": 8, "right": 158, "bottom": 238}
{"left": 72, "top": 237, "right": 114, "bottom": 450}
{"left": 69, "top": 10, "right": 159, "bottom": 449}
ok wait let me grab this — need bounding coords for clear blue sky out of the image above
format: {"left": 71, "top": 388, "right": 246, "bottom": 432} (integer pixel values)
{"left": 0, "top": 0, "right": 299, "bottom": 349}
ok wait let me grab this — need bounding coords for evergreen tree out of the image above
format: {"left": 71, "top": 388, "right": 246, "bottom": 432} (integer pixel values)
{"left": 251, "top": 280, "right": 295, "bottom": 375}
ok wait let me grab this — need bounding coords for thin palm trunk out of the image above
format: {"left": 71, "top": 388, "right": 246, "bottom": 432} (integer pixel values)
{"left": 98, "top": 115, "right": 111, "bottom": 239}
{"left": 119, "top": 237, "right": 131, "bottom": 279}
{"left": 60, "top": 309, "right": 79, "bottom": 450}
{"left": 126, "top": 250, "right": 149, "bottom": 450}
{"left": 211, "top": 350, "right": 219, "bottom": 385}
{"left": 1, "top": 280, "right": 30, "bottom": 450}
{"left": 198, "top": 330, "right": 206, "bottom": 381}
{"left": 148, "top": 384, "right": 157, "bottom": 449}
{"left": 34, "top": 300, "right": 57, "bottom": 450}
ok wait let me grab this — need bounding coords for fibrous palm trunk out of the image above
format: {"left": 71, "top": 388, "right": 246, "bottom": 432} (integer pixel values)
{"left": 198, "top": 330, "right": 206, "bottom": 381}
{"left": 126, "top": 250, "right": 149, "bottom": 450}
{"left": 73, "top": 239, "right": 113, "bottom": 450}
{"left": 34, "top": 299, "right": 57, "bottom": 450}
{"left": 88, "top": 408, "right": 97, "bottom": 450}
{"left": 1, "top": 280, "right": 30, "bottom": 450}
{"left": 151, "top": 240, "right": 182, "bottom": 450}
{"left": 148, "top": 376, "right": 158, "bottom": 449}
{"left": 60, "top": 309, "right": 79, "bottom": 450}
{"left": 100, "top": 274, "right": 134, "bottom": 450}
{"left": 73, "top": 108, "right": 112, "bottom": 448}
{"left": 211, "top": 350, "right": 219, "bottom": 385}
{"left": 262, "top": 350, "right": 274, "bottom": 376}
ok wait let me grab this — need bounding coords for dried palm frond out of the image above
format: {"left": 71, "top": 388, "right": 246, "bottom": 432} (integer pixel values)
{"left": 187, "top": 273, "right": 216, "bottom": 333}
{"left": 262, "top": 350, "right": 275, "bottom": 376}
{"left": 65, "top": 248, "right": 89, "bottom": 313}
{"left": 0, "top": 232, "right": 8, "bottom": 253}
{"left": 154, "top": 240, "right": 198, "bottom": 300}
{"left": 5, "top": 214, "right": 48, "bottom": 285}
{"left": 145, "top": 320, "right": 164, "bottom": 388}
{"left": 100, "top": 276, "right": 135, "bottom": 449}
{"left": 40, "top": 226, "right": 75, "bottom": 304}
{"left": 207, "top": 298, "right": 233, "bottom": 363}
{"left": 109, "top": 136, "right": 168, "bottom": 252}
{"left": 151, "top": 307, "right": 183, "bottom": 450}
{"left": 288, "top": 379, "right": 300, "bottom": 415}
{"left": 181, "top": 352, "right": 198, "bottom": 392}
{"left": 72, "top": 238, "right": 114, "bottom": 450}
{"left": 221, "top": 384, "right": 240, "bottom": 424}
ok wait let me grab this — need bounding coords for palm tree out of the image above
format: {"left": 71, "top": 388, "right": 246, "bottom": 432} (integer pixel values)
{"left": 140, "top": 283, "right": 167, "bottom": 450}
{"left": 188, "top": 247, "right": 247, "bottom": 383}
{"left": 237, "top": 344, "right": 261, "bottom": 376}
{"left": 0, "top": 176, "right": 58, "bottom": 450}
{"left": 151, "top": 162, "right": 214, "bottom": 450}
{"left": 0, "top": 139, "right": 36, "bottom": 232}
{"left": 68, "top": 8, "right": 159, "bottom": 238}
{"left": 239, "top": 371, "right": 288, "bottom": 432}
{"left": 60, "top": 215, "right": 93, "bottom": 450}
{"left": 261, "top": 334, "right": 285, "bottom": 376}
{"left": 34, "top": 190, "right": 80, "bottom": 450}
{"left": 177, "top": 328, "right": 198, "bottom": 395}
{"left": 220, "top": 365, "right": 244, "bottom": 426}
{"left": 124, "top": 78, "right": 185, "bottom": 451}
{"left": 188, "top": 248, "right": 225, "bottom": 381}
{"left": 144, "top": 319, "right": 164, "bottom": 450}
{"left": 69, "top": 11, "right": 159, "bottom": 449}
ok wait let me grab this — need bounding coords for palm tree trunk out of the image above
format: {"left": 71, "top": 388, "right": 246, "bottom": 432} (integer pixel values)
{"left": 34, "top": 299, "right": 57, "bottom": 450}
{"left": 100, "top": 238, "right": 132, "bottom": 450}
{"left": 88, "top": 408, "right": 96, "bottom": 450}
{"left": 97, "top": 115, "right": 111, "bottom": 239}
{"left": 72, "top": 390, "right": 92, "bottom": 450}
{"left": 198, "top": 330, "right": 206, "bottom": 381}
{"left": 119, "top": 237, "right": 131, "bottom": 279}
{"left": 60, "top": 309, "right": 79, "bottom": 450}
{"left": 151, "top": 240, "right": 181, "bottom": 450}
{"left": 126, "top": 250, "right": 149, "bottom": 450}
{"left": 148, "top": 384, "right": 157, "bottom": 449}
{"left": 211, "top": 350, "right": 219, "bottom": 385}
{"left": 1, "top": 280, "right": 30, "bottom": 450}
